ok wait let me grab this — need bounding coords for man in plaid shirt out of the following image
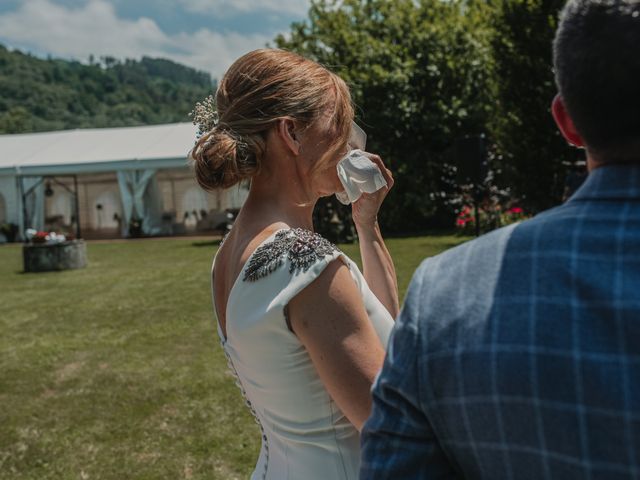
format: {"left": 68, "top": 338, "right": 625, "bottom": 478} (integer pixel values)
{"left": 361, "top": 1, "right": 640, "bottom": 478}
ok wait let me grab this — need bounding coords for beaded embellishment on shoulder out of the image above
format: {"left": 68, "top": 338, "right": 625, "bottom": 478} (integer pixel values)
{"left": 243, "top": 228, "right": 339, "bottom": 282}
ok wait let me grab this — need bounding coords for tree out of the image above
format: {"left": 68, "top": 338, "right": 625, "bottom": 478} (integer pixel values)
{"left": 490, "top": 0, "right": 582, "bottom": 213}
{"left": 276, "top": 0, "right": 494, "bottom": 232}
{"left": 0, "top": 106, "right": 33, "bottom": 133}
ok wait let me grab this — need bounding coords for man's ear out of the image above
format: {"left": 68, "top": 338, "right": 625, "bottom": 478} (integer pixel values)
{"left": 277, "top": 118, "right": 301, "bottom": 156}
{"left": 552, "top": 94, "right": 585, "bottom": 148}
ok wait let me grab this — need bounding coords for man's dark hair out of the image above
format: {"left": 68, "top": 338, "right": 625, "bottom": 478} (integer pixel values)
{"left": 554, "top": 0, "right": 640, "bottom": 162}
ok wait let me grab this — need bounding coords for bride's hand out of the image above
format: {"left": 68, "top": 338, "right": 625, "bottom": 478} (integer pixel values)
{"left": 351, "top": 153, "right": 394, "bottom": 229}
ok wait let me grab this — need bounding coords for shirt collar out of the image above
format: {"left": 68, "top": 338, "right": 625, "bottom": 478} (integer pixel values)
{"left": 568, "top": 164, "right": 640, "bottom": 202}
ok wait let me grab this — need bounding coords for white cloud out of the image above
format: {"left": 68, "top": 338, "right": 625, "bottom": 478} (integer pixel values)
{"left": 0, "top": 0, "right": 276, "bottom": 79}
{"left": 177, "top": 0, "right": 310, "bottom": 17}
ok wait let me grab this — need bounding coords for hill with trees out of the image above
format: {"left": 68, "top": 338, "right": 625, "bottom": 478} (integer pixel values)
{"left": 0, "top": 44, "right": 214, "bottom": 134}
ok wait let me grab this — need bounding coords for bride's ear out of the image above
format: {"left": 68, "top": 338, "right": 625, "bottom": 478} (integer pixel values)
{"left": 277, "top": 118, "right": 301, "bottom": 156}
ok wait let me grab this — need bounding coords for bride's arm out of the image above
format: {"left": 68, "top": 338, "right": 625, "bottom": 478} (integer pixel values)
{"left": 288, "top": 259, "right": 386, "bottom": 430}
{"left": 355, "top": 221, "right": 399, "bottom": 319}
{"left": 351, "top": 154, "right": 399, "bottom": 319}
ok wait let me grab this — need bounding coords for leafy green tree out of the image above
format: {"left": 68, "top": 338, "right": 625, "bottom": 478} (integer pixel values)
{"left": 490, "top": 0, "right": 582, "bottom": 212}
{"left": 0, "top": 106, "right": 34, "bottom": 133}
{"left": 276, "top": 0, "right": 494, "bottom": 232}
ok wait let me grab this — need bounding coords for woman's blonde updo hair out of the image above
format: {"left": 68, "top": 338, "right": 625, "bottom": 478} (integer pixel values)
{"left": 190, "top": 49, "right": 354, "bottom": 192}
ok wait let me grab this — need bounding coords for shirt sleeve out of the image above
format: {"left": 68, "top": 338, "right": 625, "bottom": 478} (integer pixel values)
{"left": 360, "top": 261, "right": 459, "bottom": 480}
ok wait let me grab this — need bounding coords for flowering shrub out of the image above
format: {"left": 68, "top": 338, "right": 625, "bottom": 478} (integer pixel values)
{"left": 441, "top": 157, "right": 532, "bottom": 235}
{"left": 456, "top": 203, "right": 530, "bottom": 235}
{"left": 456, "top": 206, "right": 475, "bottom": 228}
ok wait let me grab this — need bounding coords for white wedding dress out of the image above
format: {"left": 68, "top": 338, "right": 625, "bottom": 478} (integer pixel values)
{"left": 211, "top": 227, "right": 394, "bottom": 480}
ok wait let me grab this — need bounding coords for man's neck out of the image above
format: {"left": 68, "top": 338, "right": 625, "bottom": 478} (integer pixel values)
{"left": 587, "top": 155, "right": 640, "bottom": 172}
{"left": 587, "top": 155, "right": 601, "bottom": 172}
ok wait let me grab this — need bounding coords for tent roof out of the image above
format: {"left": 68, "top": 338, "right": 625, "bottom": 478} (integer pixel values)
{"left": 0, "top": 122, "right": 198, "bottom": 176}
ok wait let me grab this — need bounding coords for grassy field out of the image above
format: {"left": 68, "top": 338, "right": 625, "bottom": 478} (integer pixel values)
{"left": 0, "top": 233, "right": 469, "bottom": 480}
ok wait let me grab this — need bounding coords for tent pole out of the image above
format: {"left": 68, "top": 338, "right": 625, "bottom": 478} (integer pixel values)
{"left": 18, "top": 176, "right": 27, "bottom": 242}
{"left": 73, "top": 174, "right": 81, "bottom": 239}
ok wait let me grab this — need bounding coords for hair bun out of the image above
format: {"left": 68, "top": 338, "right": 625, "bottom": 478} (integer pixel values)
{"left": 191, "top": 127, "right": 258, "bottom": 191}
{"left": 190, "top": 49, "right": 353, "bottom": 193}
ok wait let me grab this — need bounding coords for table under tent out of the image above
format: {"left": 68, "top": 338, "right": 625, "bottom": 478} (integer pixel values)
{"left": 0, "top": 123, "right": 248, "bottom": 241}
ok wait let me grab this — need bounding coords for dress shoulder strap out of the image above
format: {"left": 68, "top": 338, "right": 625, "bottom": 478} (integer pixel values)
{"left": 243, "top": 228, "right": 341, "bottom": 282}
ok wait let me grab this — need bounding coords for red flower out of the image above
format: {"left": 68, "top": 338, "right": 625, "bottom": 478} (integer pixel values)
{"left": 508, "top": 207, "right": 524, "bottom": 214}
{"left": 32, "top": 231, "right": 49, "bottom": 244}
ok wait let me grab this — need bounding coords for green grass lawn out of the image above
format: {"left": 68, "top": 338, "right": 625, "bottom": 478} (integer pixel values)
{"left": 0, "top": 233, "right": 469, "bottom": 480}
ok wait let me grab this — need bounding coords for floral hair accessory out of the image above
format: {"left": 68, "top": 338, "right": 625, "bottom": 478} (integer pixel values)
{"left": 189, "top": 95, "right": 219, "bottom": 139}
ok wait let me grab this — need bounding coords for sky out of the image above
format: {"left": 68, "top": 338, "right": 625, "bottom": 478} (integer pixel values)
{"left": 0, "top": 0, "right": 312, "bottom": 80}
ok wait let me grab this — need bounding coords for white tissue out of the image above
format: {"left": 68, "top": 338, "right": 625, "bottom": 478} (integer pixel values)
{"left": 335, "top": 149, "right": 387, "bottom": 205}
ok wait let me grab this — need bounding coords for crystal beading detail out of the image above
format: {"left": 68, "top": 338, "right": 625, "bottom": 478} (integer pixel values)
{"left": 243, "top": 228, "right": 339, "bottom": 282}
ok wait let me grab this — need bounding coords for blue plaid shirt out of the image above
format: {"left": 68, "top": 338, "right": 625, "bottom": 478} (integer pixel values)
{"left": 361, "top": 165, "right": 640, "bottom": 479}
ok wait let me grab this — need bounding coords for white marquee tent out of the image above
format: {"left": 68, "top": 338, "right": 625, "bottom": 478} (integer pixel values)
{"left": 0, "top": 123, "right": 248, "bottom": 240}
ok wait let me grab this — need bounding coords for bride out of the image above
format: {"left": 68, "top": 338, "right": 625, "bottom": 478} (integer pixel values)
{"left": 191, "top": 49, "right": 398, "bottom": 479}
